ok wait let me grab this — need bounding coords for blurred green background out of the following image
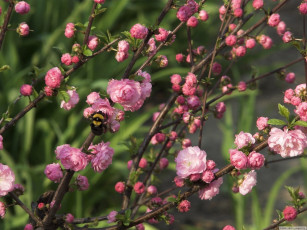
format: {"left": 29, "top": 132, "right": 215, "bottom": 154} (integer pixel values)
{"left": 0, "top": 0, "right": 306, "bottom": 229}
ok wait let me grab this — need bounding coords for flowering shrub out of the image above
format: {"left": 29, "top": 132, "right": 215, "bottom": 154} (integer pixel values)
{"left": 0, "top": 0, "right": 307, "bottom": 229}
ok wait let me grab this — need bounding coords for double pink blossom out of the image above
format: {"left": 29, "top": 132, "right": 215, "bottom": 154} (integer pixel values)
{"left": 44, "top": 163, "right": 63, "bottom": 183}
{"left": 199, "top": 175, "right": 223, "bottom": 200}
{"left": 229, "top": 149, "right": 248, "bottom": 169}
{"left": 130, "top": 24, "right": 148, "bottom": 39}
{"left": 0, "top": 163, "right": 15, "bottom": 197}
{"left": 60, "top": 89, "right": 80, "bottom": 111}
{"left": 76, "top": 175, "right": 89, "bottom": 191}
{"left": 15, "top": 1, "right": 30, "bottom": 14}
{"left": 239, "top": 170, "right": 257, "bottom": 195}
{"left": 234, "top": 131, "right": 255, "bottom": 149}
{"left": 20, "top": 84, "right": 33, "bottom": 96}
{"left": 65, "top": 23, "right": 75, "bottom": 38}
{"left": 295, "top": 102, "right": 307, "bottom": 121}
{"left": 89, "top": 141, "right": 114, "bottom": 173}
{"left": 45, "top": 67, "right": 63, "bottom": 89}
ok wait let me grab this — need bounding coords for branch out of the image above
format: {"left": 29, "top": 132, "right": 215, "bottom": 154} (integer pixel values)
{"left": 0, "top": 0, "right": 14, "bottom": 50}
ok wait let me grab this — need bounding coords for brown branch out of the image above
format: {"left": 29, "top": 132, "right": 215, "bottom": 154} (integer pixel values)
{"left": 0, "top": 0, "right": 14, "bottom": 50}
{"left": 265, "top": 154, "right": 307, "bottom": 166}
{"left": 82, "top": 3, "right": 98, "bottom": 47}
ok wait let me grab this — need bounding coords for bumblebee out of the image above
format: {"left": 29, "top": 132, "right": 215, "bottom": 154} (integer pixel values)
{"left": 90, "top": 111, "right": 108, "bottom": 135}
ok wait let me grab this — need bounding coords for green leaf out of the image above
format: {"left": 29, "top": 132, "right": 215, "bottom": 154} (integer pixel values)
{"left": 95, "top": 8, "right": 107, "bottom": 16}
{"left": 0, "top": 65, "right": 10, "bottom": 72}
{"left": 293, "top": 120, "right": 307, "bottom": 127}
{"left": 83, "top": 49, "right": 93, "bottom": 57}
{"left": 278, "top": 104, "right": 290, "bottom": 121}
{"left": 267, "top": 119, "right": 287, "bottom": 126}
{"left": 276, "top": 209, "right": 283, "bottom": 220}
{"left": 59, "top": 90, "right": 70, "bottom": 102}
{"left": 167, "top": 197, "right": 176, "bottom": 203}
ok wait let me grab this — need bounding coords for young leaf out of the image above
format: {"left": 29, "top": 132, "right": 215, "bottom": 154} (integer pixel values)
{"left": 0, "top": 65, "right": 10, "bottom": 72}
{"left": 83, "top": 49, "right": 93, "bottom": 57}
{"left": 267, "top": 119, "right": 287, "bottom": 126}
{"left": 278, "top": 104, "right": 290, "bottom": 121}
{"left": 59, "top": 90, "right": 70, "bottom": 103}
{"left": 293, "top": 120, "right": 307, "bottom": 127}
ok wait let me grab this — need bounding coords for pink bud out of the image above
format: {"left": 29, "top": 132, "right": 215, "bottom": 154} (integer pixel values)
{"left": 285, "top": 72, "right": 295, "bottom": 83}
{"left": 115, "top": 181, "right": 125, "bottom": 194}
{"left": 159, "top": 158, "right": 169, "bottom": 170}
{"left": 65, "top": 213, "right": 74, "bottom": 223}
{"left": 17, "top": 22, "right": 29, "bottom": 36}
{"left": 176, "top": 53, "right": 184, "bottom": 62}
{"left": 187, "top": 16, "right": 198, "bottom": 27}
{"left": 138, "top": 158, "right": 147, "bottom": 169}
{"left": 20, "top": 84, "right": 33, "bottom": 96}
{"left": 147, "top": 185, "right": 157, "bottom": 195}
{"left": 198, "top": 10, "right": 209, "bottom": 21}
{"left": 15, "top": 1, "right": 30, "bottom": 15}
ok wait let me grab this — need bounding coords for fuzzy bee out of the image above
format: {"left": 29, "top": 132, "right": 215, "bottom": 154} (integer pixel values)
{"left": 90, "top": 111, "right": 108, "bottom": 135}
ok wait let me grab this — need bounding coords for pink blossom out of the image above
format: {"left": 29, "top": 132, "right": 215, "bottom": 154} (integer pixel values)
{"left": 268, "top": 127, "right": 307, "bottom": 157}
{"left": 229, "top": 24, "right": 237, "bottom": 31}
{"left": 169, "top": 131, "right": 178, "bottom": 141}
{"left": 159, "top": 157, "right": 169, "bottom": 170}
{"left": 237, "top": 81, "right": 247, "bottom": 92}
{"left": 212, "top": 62, "right": 222, "bottom": 75}
{"left": 65, "top": 23, "right": 75, "bottom": 38}
{"left": 277, "top": 21, "right": 286, "bottom": 36}
{"left": 245, "top": 38, "right": 256, "bottom": 49}
{"left": 0, "top": 201, "right": 5, "bottom": 219}
{"left": 283, "top": 206, "right": 297, "bottom": 221}
{"left": 15, "top": 1, "right": 30, "bottom": 14}
{"left": 17, "top": 22, "right": 29, "bottom": 36}
{"left": 45, "top": 67, "right": 63, "bottom": 89}
{"left": 189, "top": 173, "right": 201, "bottom": 181}
{"left": 115, "top": 181, "right": 125, "bottom": 193}
{"left": 295, "top": 83, "right": 306, "bottom": 95}
{"left": 55, "top": 145, "right": 88, "bottom": 171}
{"left": 116, "top": 40, "right": 129, "bottom": 53}
{"left": 233, "top": 8, "right": 243, "bottom": 18}
{"left": 138, "top": 158, "right": 147, "bottom": 169}
{"left": 215, "top": 102, "right": 226, "bottom": 119}
{"left": 291, "top": 96, "right": 301, "bottom": 106}
{"left": 239, "top": 170, "right": 257, "bottom": 195}
{"left": 229, "top": 149, "right": 248, "bottom": 169}
{"left": 175, "top": 146, "right": 207, "bottom": 178}
{"left": 235, "top": 131, "right": 255, "bottom": 149}
{"left": 155, "top": 28, "right": 169, "bottom": 42}
{"left": 187, "top": 16, "right": 198, "bottom": 27}
{"left": 185, "top": 72, "right": 197, "bottom": 85}
{"left": 65, "top": 213, "right": 74, "bottom": 223}
{"left": 252, "top": 0, "right": 263, "bottom": 10}
{"left": 0, "top": 163, "right": 15, "bottom": 197}
{"left": 178, "top": 200, "right": 191, "bottom": 212}
{"left": 134, "top": 181, "right": 145, "bottom": 194}
{"left": 83, "top": 107, "right": 94, "bottom": 118}
{"left": 107, "top": 211, "right": 118, "bottom": 223}
{"left": 71, "top": 55, "right": 79, "bottom": 64}
{"left": 176, "top": 53, "right": 184, "bottom": 62}
{"left": 282, "top": 31, "right": 292, "bottom": 43}
{"left": 174, "top": 176, "right": 185, "bottom": 187}
{"left": 295, "top": 102, "right": 307, "bottom": 121}
{"left": 107, "top": 79, "right": 142, "bottom": 111}
{"left": 115, "top": 51, "right": 129, "bottom": 62}
{"left": 147, "top": 185, "right": 157, "bottom": 195}
{"left": 199, "top": 176, "right": 223, "bottom": 200}
{"left": 284, "top": 89, "right": 294, "bottom": 104}
{"left": 182, "top": 138, "right": 192, "bottom": 149}
{"left": 285, "top": 72, "right": 295, "bottom": 83}
{"left": 268, "top": 13, "right": 280, "bottom": 27}
{"left": 187, "top": 95, "right": 200, "bottom": 110}
{"left": 199, "top": 10, "right": 209, "bottom": 21}
{"left": 147, "top": 38, "right": 156, "bottom": 55}
{"left": 219, "top": 5, "right": 227, "bottom": 15}
{"left": 206, "top": 160, "right": 216, "bottom": 170}
{"left": 182, "top": 83, "right": 196, "bottom": 96}
{"left": 86, "top": 92, "right": 100, "bottom": 105}
{"left": 89, "top": 141, "right": 114, "bottom": 173}
{"left": 247, "top": 151, "right": 265, "bottom": 169}
{"left": 20, "top": 84, "right": 33, "bottom": 96}
{"left": 94, "top": 0, "right": 105, "bottom": 3}
{"left": 256, "top": 117, "right": 269, "bottom": 130}
{"left": 223, "top": 225, "right": 236, "bottom": 230}
{"left": 170, "top": 74, "right": 182, "bottom": 85}
{"left": 299, "top": 3, "right": 307, "bottom": 15}
{"left": 0, "top": 135, "right": 3, "bottom": 150}
{"left": 91, "top": 98, "right": 114, "bottom": 117}
{"left": 226, "top": 35, "right": 237, "bottom": 46}
{"left": 235, "top": 46, "right": 246, "bottom": 57}
{"left": 44, "top": 86, "right": 54, "bottom": 96}
{"left": 61, "top": 53, "right": 72, "bottom": 66}
{"left": 177, "top": 5, "right": 193, "bottom": 22}
{"left": 202, "top": 170, "right": 215, "bottom": 183}
{"left": 259, "top": 35, "right": 273, "bottom": 49}
{"left": 87, "top": 35, "right": 99, "bottom": 51}
{"left": 60, "top": 89, "right": 80, "bottom": 111}
{"left": 24, "top": 224, "right": 34, "bottom": 230}
{"left": 130, "top": 24, "right": 148, "bottom": 39}
{"left": 44, "top": 163, "right": 63, "bottom": 183}
{"left": 76, "top": 175, "right": 89, "bottom": 191}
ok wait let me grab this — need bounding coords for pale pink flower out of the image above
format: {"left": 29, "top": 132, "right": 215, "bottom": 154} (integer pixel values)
{"left": 247, "top": 151, "right": 265, "bottom": 169}
{"left": 175, "top": 146, "right": 207, "bottom": 178}
{"left": 115, "top": 51, "right": 129, "bottom": 62}
{"left": 282, "top": 31, "right": 292, "bottom": 43}
{"left": 147, "top": 38, "right": 157, "bottom": 55}
{"left": 277, "top": 21, "right": 286, "bottom": 36}
{"left": 268, "top": 13, "right": 280, "bottom": 27}
{"left": 155, "top": 28, "right": 169, "bottom": 42}
{"left": 295, "top": 102, "right": 307, "bottom": 121}
{"left": 20, "top": 84, "right": 33, "bottom": 96}
{"left": 229, "top": 149, "right": 248, "bottom": 169}
{"left": 86, "top": 92, "right": 100, "bottom": 105}
{"left": 201, "top": 170, "right": 215, "bottom": 183}
{"left": 256, "top": 117, "right": 269, "bottom": 130}
{"left": 169, "top": 131, "right": 178, "bottom": 141}
{"left": 89, "top": 141, "right": 114, "bottom": 173}
{"left": 199, "top": 10, "right": 209, "bottom": 21}
{"left": 284, "top": 88, "right": 294, "bottom": 104}
{"left": 239, "top": 170, "right": 257, "bottom": 195}
{"left": 107, "top": 211, "right": 118, "bottom": 223}
{"left": 44, "top": 163, "right": 63, "bottom": 183}
{"left": 283, "top": 206, "right": 297, "bottom": 221}
{"left": 115, "top": 181, "right": 125, "bottom": 193}
{"left": 87, "top": 35, "right": 99, "bottom": 51}
{"left": 234, "top": 131, "right": 255, "bottom": 149}
{"left": 231, "top": 0, "right": 241, "bottom": 10}
{"left": 130, "top": 24, "right": 148, "bottom": 39}
{"left": 0, "top": 164, "right": 15, "bottom": 197}
{"left": 219, "top": 5, "right": 227, "bottom": 15}
{"left": 226, "top": 35, "right": 237, "bottom": 46}
{"left": 91, "top": 98, "right": 114, "bottom": 117}
{"left": 206, "top": 160, "right": 216, "bottom": 170}
{"left": 60, "top": 89, "right": 80, "bottom": 111}
{"left": 65, "top": 23, "right": 75, "bottom": 38}
{"left": 235, "top": 46, "right": 246, "bottom": 57}
{"left": 83, "top": 107, "right": 95, "bottom": 118}
{"left": 252, "top": 0, "right": 263, "bottom": 10}
{"left": 0, "top": 201, "right": 5, "bottom": 219}
{"left": 45, "top": 67, "right": 63, "bottom": 89}
{"left": 147, "top": 185, "right": 157, "bottom": 195}
{"left": 65, "top": 213, "right": 74, "bottom": 223}
{"left": 199, "top": 176, "right": 223, "bottom": 200}
{"left": 178, "top": 200, "right": 191, "bottom": 212}
{"left": 17, "top": 22, "right": 29, "bottom": 36}
{"left": 295, "top": 83, "right": 306, "bottom": 95}
{"left": 55, "top": 145, "right": 88, "bottom": 171}
{"left": 170, "top": 74, "right": 182, "bottom": 85}
{"left": 268, "top": 127, "right": 307, "bottom": 158}
{"left": 61, "top": 53, "right": 72, "bottom": 66}
{"left": 15, "top": 1, "right": 30, "bottom": 14}
{"left": 107, "top": 79, "right": 142, "bottom": 111}
{"left": 134, "top": 181, "right": 145, "bottom": 194}
{"left": 76, "top": 175, "right": 89, "bottom": 191}
{"left": 229, "top": 23, "right": 237, "bottom": 31}
{"left": 118, "top": 40, "right": 129, "bottom": 53}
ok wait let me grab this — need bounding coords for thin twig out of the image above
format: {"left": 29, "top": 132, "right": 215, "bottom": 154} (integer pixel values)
{"left": 0, "top": 0, "right": 14, "bottom": 50}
